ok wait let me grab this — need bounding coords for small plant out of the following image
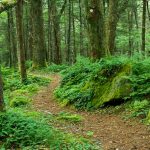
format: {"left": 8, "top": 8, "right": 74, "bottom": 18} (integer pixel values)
{"left": 86, "top": 131, "right": 94, "bottom": 137}
{"left": 10, "top": 96, "right": 31, "bottom": 107}
{"left": 46, "top": 63, "right": 68, "bottom": 72}
{"left": 131, "top": 100, "right": 149, "bottom": 111}
{"left": 56, "top": 111, "right": 84, "bottom": 123}
{"left": 0, "top": 111, "right": 100, "bottom": 149}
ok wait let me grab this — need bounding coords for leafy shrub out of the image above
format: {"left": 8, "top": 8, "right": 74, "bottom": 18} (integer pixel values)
{"left": 10, "top": 96, "right": 31, "bottom": 107}
{"left": 0, "top": 111, "right": 55, "bottom": 148}
{"left": 46, "top": 63, "right": 68, "bottom": 72}
{"left": 2, "top": 68, "right": 50, "bottom": 108}
{"left": 55, "top": 56, "right": 150, "bottom": 119}
{"left": 55, "top": 56, "right": 131, "bottom": 109}
{"left": 25, "top": 60, "right": 33, "bottom": 69}
{"left": 125, "top": 58, "right": 150, "bottom": 100}
{"left": 56, "top": 111, "right": 84, "bottom": 122}
{"left": 130, "top": 100, "right": 149, "bottom": 111}
{"left": 0, "top": 111, "right": 100, "bottom": 149}
{"left": 2, "top": 68, "right": 50, "bottom": 91}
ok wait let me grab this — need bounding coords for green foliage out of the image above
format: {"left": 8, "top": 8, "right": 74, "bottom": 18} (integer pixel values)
{"left": 86, "top": 131, "right": 94, "bottom": 137}
{"left": 46, "top": 63, "right": 69, "bottom": 72}
{"left": 146, "top": 111, "right": 150, "bottom": 124}
{"left": 0, "top": 111, "right": 53, "bottom": 148}
{"left": 56, "top": 111, "right": 84, "bottom": 123}
{"left": 2, "top": 67, "right": 50, "bottom": 107}
{"left": 25, "top": 60, "right": 33, "bottom": 69}
{"left": 128, "top": 58, "right": 150, "bottom": 100}
{"left": 55, "top": 56, "right": 131, "bottom": 109}
{"left": 0, "top": 111, "right": 100, "bottom": 149}
{"left": 55, "top": 56, "right": 150, "bottom": 120}
{"left": 9, "top": 96, "right": 31, "bottom": 107}
{"left": 2, "top": 67, "right": 50, "bottom": 91}
{"left": 130, "top": 100, "right": 149, "bottom": 112}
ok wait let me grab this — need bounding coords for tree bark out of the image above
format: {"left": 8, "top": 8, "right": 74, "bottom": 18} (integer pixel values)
{"left": 32, "top": 0, "right": 46, "bottom": 68}
{"left": 85, "top": 0, "right": 105, "bottom": 59}
{"left": 16, "top": 0, "right": 27, "bottom": 83}
{"left": 141, "top": 0, "right": 146, "bottom": 53}
{"left": 0, "top": 68, "right": 4, "bottom": 111}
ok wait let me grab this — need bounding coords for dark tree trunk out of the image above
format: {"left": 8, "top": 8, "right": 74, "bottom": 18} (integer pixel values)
{"left": 32, "top": 0, "right": 46, "bottom": 68}
{"left": 141, "top": 0, "right": 146, "bottom": 53}
{"left": 0, "top": 69, "right": 4, "bottom": 111}
{"left": 85, "top": 0, "right": 105, "bottom": 59}
{"left": 16, "top": 0, "right": 27, "bottom": 83}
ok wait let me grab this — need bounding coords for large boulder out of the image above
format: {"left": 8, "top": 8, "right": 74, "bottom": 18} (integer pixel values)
{"left": 85, "top": 64, "right": 132, "bottom": 108}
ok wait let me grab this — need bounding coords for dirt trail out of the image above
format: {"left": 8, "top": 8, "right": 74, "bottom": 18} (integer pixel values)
{"left": 33, "top": 74, "right": 150, "bottom": 150}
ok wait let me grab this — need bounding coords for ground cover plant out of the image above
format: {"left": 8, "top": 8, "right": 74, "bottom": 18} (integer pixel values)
{"left": 55, "top": 56, "right": 150, "bottom": 123}
{"left": 0, "top": 67, "right": 100, "bottom": 149}
{"left": 0, "top": 110, "right": 100, "bottom": 149}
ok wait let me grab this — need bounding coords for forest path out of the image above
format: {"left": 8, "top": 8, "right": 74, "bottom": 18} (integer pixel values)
{"left": 32, "top": 73, "right": 150, "bottom": 150}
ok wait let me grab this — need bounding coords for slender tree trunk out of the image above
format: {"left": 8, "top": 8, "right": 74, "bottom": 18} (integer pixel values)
{"left": 0, "top": 68, "right": 4, "bottom": 111}
{"left": 104, "top": 0, "right": 119, "bottom": 56}
{"left": 47, "top": 0, "right": 53, "bottom": 64}
{"left": 7, "top": 10, "right": 12, "bottom": 67}
{"left": 7, "top": 9, "right": 17, "bottom": 68}
{"left": 147, "top": 1, "right": 150, "bottom": 22}
{"left": 51, "top": 0, "right": 61, "bottom": 64}
{"left": 71, "top": 0, "right": 76, "bottom": 63}
{"left": 66, "top": 0, "right": 72, "bottom": 63}
{"left": 141, "top": 0, "right": 146, "bottom": 53}
{"left": 28, "top": 1, "right": 33, "bottom": 60}
{"left": 128, "top": 9, "right": 134, "bottom": 56}
{"left": 16, "top": 0, "right": 27, "bottom": 83}
{"left": 79, "top": 0, "right": 84, "bottom": 56}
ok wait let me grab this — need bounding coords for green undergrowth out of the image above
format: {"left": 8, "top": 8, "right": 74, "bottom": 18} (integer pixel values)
{"left": 56, "top": 111, "right": 84, "bottom": 123}
{"left": 26, "top": 60, "right": 69, "bottom": 73}
{"left": 45, "top": 63, "right": 69, "bottom": 72}
{"left": 2, "top": 67, "right": 50, "bottom": 108}
{"left": 55, "top": 56, "right": 150, "bottom": 123}
{"left": 0, "top": 109, "right": 100, "bottom": 149}
{"left": 0, "top": 67, "right": 100, "bottom": 149}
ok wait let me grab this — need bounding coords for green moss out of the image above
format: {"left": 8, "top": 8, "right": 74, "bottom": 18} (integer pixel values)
{"left": 90, "top": 64, "right": 132, "bottom": 108}
{"left": 55, "top": 56, "right": 149, "bottom": 111}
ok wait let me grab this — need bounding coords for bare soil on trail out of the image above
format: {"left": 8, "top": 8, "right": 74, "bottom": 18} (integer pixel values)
{"left": 33, "top": 74, "right": 150, "bottom": 150}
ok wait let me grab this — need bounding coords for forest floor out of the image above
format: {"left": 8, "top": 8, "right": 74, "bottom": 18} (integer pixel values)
{"left": 32, "top": 73, "right": 150, "bottom": 150}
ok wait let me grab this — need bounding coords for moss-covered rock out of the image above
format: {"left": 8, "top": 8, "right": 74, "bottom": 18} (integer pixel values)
{"left": 55, "top": 56, "right": 150, "bottom": 110}
{"left": 91, "top": 64, "right": 132, "bottom": 108}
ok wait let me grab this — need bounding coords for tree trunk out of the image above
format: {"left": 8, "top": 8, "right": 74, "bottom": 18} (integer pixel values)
{"left": 51, "top": 0, "right": 61, "bottom": 64}
{"left": 47, "top": 0, "right": 53, "bottom": 64}
{"left": 85, "top": 0, "right": 105, "bottom": 59}
{"left": 16, "top": 0, "right": 27, "bottom": 83}
{"left": 66, "top": 0, "right": 72, "bottom": 63}
{"left": 104, "top": 0, "right": 119, "bottom": 56}
{"left": 141, "top": 0, "right": 146, "bottom": 53}
{"left": 0, "top": 68, "right": 4, "bottom": 111}
{"left": 79, "top": 0, "right": 84, "bottom": 56}
{"left": 7, "top": 8, "right": 17, "bottom": 68}
{"left": 32, "top": 0, "right": 46, "bottom": 68}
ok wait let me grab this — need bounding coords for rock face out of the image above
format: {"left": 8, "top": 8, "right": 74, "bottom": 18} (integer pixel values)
{"left": 90, "top": 64, "right": 132, "bottom": 108}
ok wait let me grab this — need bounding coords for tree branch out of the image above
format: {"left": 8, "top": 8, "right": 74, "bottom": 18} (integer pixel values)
{"left": 58, "top": 0, "right": 67, "bottom": 19}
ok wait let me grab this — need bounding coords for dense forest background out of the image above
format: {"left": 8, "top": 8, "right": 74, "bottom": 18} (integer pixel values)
{"left": 0, "top": 0, "right": 150, "bottom": 149}
{"left": 0, "top": 0, "right": 149, "bottom": 69}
